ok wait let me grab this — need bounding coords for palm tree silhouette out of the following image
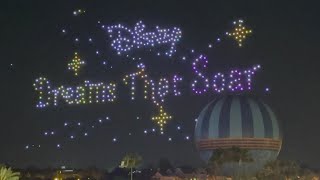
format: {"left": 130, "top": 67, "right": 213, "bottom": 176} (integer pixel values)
{"left": 120, "top": 153, "right": 142, "bottom": 180}
{"left": 0, "top": 167, "right": 20, "bottom": 180}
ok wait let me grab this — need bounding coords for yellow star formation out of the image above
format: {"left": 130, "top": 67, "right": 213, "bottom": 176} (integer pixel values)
{"left": 68, "top": 52, "right": 85, "bottom": 76}
{"left": 226, "top": 19, "right": 252, "bottom": 47}
{"left": 152, "top": 106, "right": 172, "bottom": 132}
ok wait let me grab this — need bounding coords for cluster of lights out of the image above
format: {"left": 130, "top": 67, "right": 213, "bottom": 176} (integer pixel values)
{"left": 155, "top": 78, "right": 169, "bottom": 104}
{"left": 123, "top": 63, "right": 148, "bottom": 100}
{"left": 152, "top": 106, "right": 172, "bottom": 132}
{"left": 228, "top": 65, "right": 261, "bottom": 91}
{"left": 73, "top": 9, "right": 86, "bottom": 16}
{"left": 43, "top": 116, "right": 110, "bottom": 141}
{"left": 213, "top": 73, "right": 225, "bottom": 93}
{"left": 36, "top": 19, "right": 263, "bottom": 137}
{"left": 191, "top": 55, "right": 209, "bottom": 94}
{"left": 191, "top": 55, "right": 261, "bottom": 94}
{"left": 67, "top": 52, "right": 85, "bottom": 76}
{"left": 106, "top": 21, "right": 182, "bottom": 56}
{"left": 25, "top": 144, "right": 61, "bottom": 150}
{"left": 44, "top": 131, "right": 55, "bottom": 136}
{"left": 34, "top": 78, "right": 117, "bottom": 107}
{"left": 123, "top": 64, "right": 183, "bottom": 103}
{"left": 33, "top": 77, "right": 51, "bottom": 108}
{"left": 52, "top": 82, "right": 116, "bottom": 106}
{"left": 102, "top": 61, "right": 113, "bottom": 70}
{"left": 26, "top": 115, "right": 195, "bottom": 150}
{"left": 122, "top": 64, "right": 176, "bottom": 131}
{"left": 84, "top": 81, "right": 116, "bottom": 103}
{"left": 25, "top": 144, "right": 41, "bottom": 150}
{"left": 226, "top": 19, "right": 252, "bottom": 47}
{"left": 172, "top": 75, "right": 183, "bottom": 96}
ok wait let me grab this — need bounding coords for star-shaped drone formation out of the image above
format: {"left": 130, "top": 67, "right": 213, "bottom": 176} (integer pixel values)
{"left": 68, "top": 52, "right": 85, "bottom": 76}
{"left": 152, "top": 106, "right": 172, "bottom": 132}
{"left": 226, "top": 19, "right": 252, "bottom": 47}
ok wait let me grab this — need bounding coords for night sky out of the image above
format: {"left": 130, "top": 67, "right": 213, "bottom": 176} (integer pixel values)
{"left": 1, "top": 0, "right": 320, "bottom": 169}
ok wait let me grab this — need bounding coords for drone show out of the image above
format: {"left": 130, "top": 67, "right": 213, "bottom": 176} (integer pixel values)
{"left": 1, "top": 1, "right": 320, "bottom": 179}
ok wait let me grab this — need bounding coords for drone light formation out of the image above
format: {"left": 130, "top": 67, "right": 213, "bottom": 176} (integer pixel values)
{"left": 152, "top": 106, "right": 172, "bottom": 132}
{"left": 212, "top": 73, "right": 225, "bottom": 93}
{"left": 123, "top": 63, "right": 147, "bottom": 100}
{"left": 68, "top": 52, "right": 85, "bottom": 76}
{"left": 33, "top": 19, "right": 264, "bottom": 133}
{"left": 191, "top": 55, "right": 209, "bottom": 94}
{"left": 172, "top": 75, "right": 183, "bottom": 96}
{"left": 228, "top": 65, "right": 261, "bottom": 91}
{"left": 191, "top": 55, "right": 261, "bottom": 94}
{"left": 34, "top": 78, "right": 117, "bottom": 107}
{"left": 226, "top": 19, "right": 252, "bottom": 47}
{"left": 33, "top": 77, "right": 52, "bottom": 108}
{"left": 106, "top": 21, "right": 182, "bottom": 56}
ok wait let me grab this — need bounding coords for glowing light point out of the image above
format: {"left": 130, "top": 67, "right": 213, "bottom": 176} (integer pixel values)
{"left": 265, "top": 87, "right": 270, "bottom": 92}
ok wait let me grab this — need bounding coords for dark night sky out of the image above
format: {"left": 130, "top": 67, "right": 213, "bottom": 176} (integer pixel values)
{"left": 1, "top": 0, "right": 320, "bottom": 169}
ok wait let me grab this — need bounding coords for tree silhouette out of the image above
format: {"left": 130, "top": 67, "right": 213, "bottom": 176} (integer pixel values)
{"left": 0, "top": 167, "right": 20, "bottom": 180}
{"left": 120, "top": 153, "right": 142, "bottom": 180}
{"left": 207, "top": 147, "right": 253, "bottom": 179}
